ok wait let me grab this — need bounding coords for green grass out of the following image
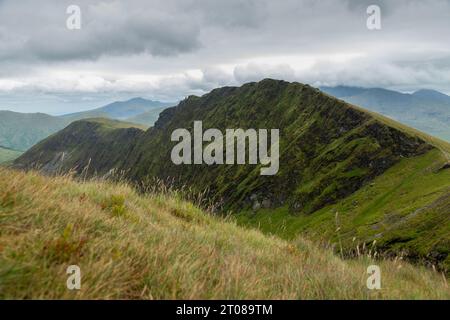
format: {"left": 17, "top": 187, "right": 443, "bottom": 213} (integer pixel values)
{"left": 236, "top": 149, "right": 450, "bottom": 273}
{"left": 0, "top": 167, "right": 448, "bottom": 299}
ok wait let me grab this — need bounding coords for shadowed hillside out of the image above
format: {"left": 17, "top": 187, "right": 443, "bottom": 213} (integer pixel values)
{"left": 14, "top": 118, "right": 145, "bottom": 175}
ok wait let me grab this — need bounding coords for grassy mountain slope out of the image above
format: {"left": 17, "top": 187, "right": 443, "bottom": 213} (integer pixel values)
{"left": 16, "top": 80, "right": 432, "bottom": 214}
{"left": 320, "top": 86, "right": 450, "bottom": 142}
{"left": 236, "top": 148, "right": 450, "bottom": 273}
{"left": 0, "top": 167, "right": 448, "bottom": 299}
{"left": 13, "top": 79, "right": 450, "bottom": 273}
{"left": 0, "top": 111, "right": 68, "bottom": 151}
{"left": 0, "top": 146, "right": 22, "bottom": 164}
{"left": 13, "top": 118, "right": 145, "bottom": 175}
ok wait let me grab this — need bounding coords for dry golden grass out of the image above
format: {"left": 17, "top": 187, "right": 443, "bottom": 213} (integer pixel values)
{"left": 0, "top": 167, "right": 448, "bottom": 299}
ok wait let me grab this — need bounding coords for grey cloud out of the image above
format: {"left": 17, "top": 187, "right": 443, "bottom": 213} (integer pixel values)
{"left": 0, "top": 0, "right": 202, "bottom": 62}
{"left": 1, "top": 0, "right": 450, "bottom": 113}
{"left": 234, "top": 63, "right": 296, "bottom": 83}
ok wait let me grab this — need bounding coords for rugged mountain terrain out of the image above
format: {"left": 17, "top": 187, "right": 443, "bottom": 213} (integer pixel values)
{"left": 320, "top": 86, "right": 450, "bottom": 141}
{"left": 1, "top": 167, "right": 448, "bottom": 299}
{"left": 13, "top": 79, "right": 450, "bottom": 272}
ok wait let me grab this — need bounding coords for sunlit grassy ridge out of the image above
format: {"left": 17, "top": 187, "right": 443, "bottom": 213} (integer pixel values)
{"left": 0, "top": 167, "right": 448, "bottom": 299}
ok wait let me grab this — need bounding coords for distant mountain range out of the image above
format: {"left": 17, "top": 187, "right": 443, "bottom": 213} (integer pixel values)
{"left": 320, "top": 86, "right": 450, "bottom": 141}
{"left": 0, "top": 98, "right": 174, "bottom": 155}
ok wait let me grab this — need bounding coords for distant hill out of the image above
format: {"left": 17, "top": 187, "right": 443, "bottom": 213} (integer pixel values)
{"left": 0, "top": 111, "right": 69, "bottom": 151}
{"left": 320, "top": 86, "right": 450, "bottom": 141}
{"left": 14, "top": 79, "right": 450, "bottom": 272}
{"left": 0, "top": 98, "right": 172, "bottom": 152}
{"left": 62, "top": 98, "right": 173, "bottom": 121}
{"left": 124, "top": 106, "right": 168, "bottom": 126}
{"left": 0, "top": 145, "right": 22, "bottom": 163}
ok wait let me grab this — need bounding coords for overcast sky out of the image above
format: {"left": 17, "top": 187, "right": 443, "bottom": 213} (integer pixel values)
{"left": 1, "top": 0, "right": 450, "bottom": 114}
